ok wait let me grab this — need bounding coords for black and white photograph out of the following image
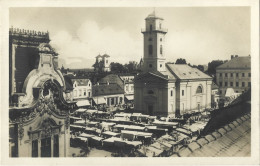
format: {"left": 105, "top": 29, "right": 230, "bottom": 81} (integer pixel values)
{"left": 1, "top": 0, "right": 259, "bottom": 165}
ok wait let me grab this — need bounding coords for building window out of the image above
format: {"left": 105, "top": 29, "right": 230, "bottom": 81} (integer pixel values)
{"left": 79, "top": 90, "right": 82, "bottom": 96}
{"left": 106, "top": 60, "right": 108, "bottom": 64}
{"left": 219, "top": 82, "right": 222, "bottom": 87}
{"left": 74, "top": 90, "right": 77, "bottom": 97}
{"left": 182, "top": 90, "right": 184, "bottom": 96}
{"left": 248, "top": 73, "right": 251, "bottom": 77}
{"left": 196, "top": 86, "right": 203, "bottom": 93}
{"left": 171, "top": 90, "right": 173, "bottom": 96}
{"left": 149, "top": 64, "right": 152, "bottom": 68}
{"left": 160, "top": 38, "right": 162, "bottom": 41}
{"left": 225, "top": 82, "right": 228, "bottom": 87}
{"left": 160, "top": 45, "right": 163, "bottom": 54}
{"left": 159, "top": 23, "right": 161, "bottom": 29}
{"left": 236, "top": 82, "right": 239, "bottom": 87}
{"left": 248, "top": 82, "right": 251, "bottom": 87}
{"left": 126, "top": 85, "right": 128, "bottom": 91}
{"left": 148, "top": 90, "right": 154, "bottom": 95}
{"left": 242, "top": 82, "right": 245, "bottom": 87}
{"left": 225, "top": 73, "right": 228, "bottom": 77}
{"left": 88, "top": 92, "right": 91, "bottom": 97}
{"left": 219, "top": 90, "right": 222, "bottom": 94}
{"left": 242, "top": 73, "right": 245, "bottom": 77}
{"left": 230, "top": 73, "right": 233, "bottom": 77}
{"left": 149, "top": 38, "right": 152, "bottom": 41}
{"left": 150, "top": 24, "right": 152, "bottom": 31}
{"left": 89, "top": 84, "right": 90, "bottom": 86}
{"left": 219, "top": 73, "right": 222, "bottom": 77}
{"left": 230, "top": 82, "right": 233, "bottom": 87}
{"left": 236, "top": 73, "right": 239, "bottom": 77}
{"left": 148, "top": 45, "right": 153, "bottom": 55}
{"left": 160, "top": 64, "right": 162, "bottom": 68}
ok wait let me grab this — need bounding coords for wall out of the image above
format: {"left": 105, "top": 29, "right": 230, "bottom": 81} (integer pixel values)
{"left": 176, "top": 80, "right": 212, "bottom": 115}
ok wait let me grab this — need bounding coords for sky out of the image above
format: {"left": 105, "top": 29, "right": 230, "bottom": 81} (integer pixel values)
{"left": 9, "top": 7, "right": 250, "bottom": 69}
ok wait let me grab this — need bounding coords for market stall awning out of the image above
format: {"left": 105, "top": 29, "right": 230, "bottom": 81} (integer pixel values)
{"left": 75, "top": 108, "right": 87, "bottom": 113}
{"left": 76, "top": 100, "right": 90, "bottom": 107}
{"left": 125, "top": 95, "right": 134, "bottom": 101}
{"left": 93, "top": 97, "right": 106, "bottom": 105}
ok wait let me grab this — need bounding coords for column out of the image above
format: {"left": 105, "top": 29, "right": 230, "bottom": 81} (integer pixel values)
{"left": 38, "top": 139, "right": 41, "bottom": 157}
{"left": 51, "top": 136, "right": 53, "bottom": 157}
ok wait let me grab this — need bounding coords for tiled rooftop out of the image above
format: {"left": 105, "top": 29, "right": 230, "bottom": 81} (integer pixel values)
{"left": 176, "top": 114, "right": 251, "bottom": 157}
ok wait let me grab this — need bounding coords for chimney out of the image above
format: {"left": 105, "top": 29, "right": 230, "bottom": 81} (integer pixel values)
{"left": 231, "top": 55, "right": 234, "bottom": 59}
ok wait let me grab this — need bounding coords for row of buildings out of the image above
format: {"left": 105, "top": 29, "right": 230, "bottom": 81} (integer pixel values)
{"left": 67, "top": 73, "right": 135, "bottom": 108}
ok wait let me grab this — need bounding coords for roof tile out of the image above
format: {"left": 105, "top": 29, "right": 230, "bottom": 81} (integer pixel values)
{"left": 196, "top": 138, "right": 209, "bottom": 147}
{"left": 232, "top": 121, "right": 240, "bottom": 127}
{"left": 178, "top": 147, "right": 192, "bottom": 157}
{"left": 205, "top": 134, "right": 216, "bottom": 142}
{"left": 188, "top": 142, "right": 200, "bottom": 151}
{"left": 212, "top": 131, "right": 222, "bottom": 139}
{"left": 224, "top": 125, "right": 232, "bottom": 132}
{"left": 218, "top": 128, "right": 227, "bottom": 135}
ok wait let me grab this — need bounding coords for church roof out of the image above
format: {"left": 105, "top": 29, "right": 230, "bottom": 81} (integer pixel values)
{"left": 166, "top": 64, "right": 212, "bottom": 80}
{"left": 217, "top": 56, "right": 251, "bottom": 69}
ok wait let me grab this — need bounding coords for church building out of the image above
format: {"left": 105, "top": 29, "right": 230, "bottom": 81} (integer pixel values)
{"left": 134, "top": 12, "right": 212, "bottom": 117}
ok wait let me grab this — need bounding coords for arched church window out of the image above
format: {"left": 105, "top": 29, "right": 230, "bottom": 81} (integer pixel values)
{"left": 147, "top": 90, "right": 154, "bottom": 95}
{"left": 149, "top": 45, "right": 153, "bottom": 55}
{"left": 159, "top": 23, "right": 162, "bottom": 29}
{"left": 196, "top": 86, "right": 203, "bottom": 93}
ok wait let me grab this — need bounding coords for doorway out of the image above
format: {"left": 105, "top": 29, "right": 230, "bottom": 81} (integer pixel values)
{"left": 148, "top": 105, "right": 153, "bottom": 116}
{"left": 41, "top": 137, "right": 51, "bottom": 157}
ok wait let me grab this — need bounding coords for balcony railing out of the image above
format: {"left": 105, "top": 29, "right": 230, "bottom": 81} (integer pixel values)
{"left": 141, "top": 27, "right": 168, "bottom": 33}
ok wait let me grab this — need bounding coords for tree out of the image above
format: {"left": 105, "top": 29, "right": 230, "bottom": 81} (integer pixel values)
{"left": 207, "top": 60, "right": 225, "bottom": 76}
{"left": 175, "top": 58, "right": 187, "bottom": 64}
{"left": 92, "top": 61, "right": 104, "bottom": 73}
{"left": 110, "top": 62, "right": 127, "bottom": 73}
{"left": 197, "top": 65, "right": 204, "bottom": 72}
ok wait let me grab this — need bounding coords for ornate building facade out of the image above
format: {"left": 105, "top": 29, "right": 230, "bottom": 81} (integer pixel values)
{"left": 9, "top": 28, "right": 76, "bottom": 157}
{"left": 134, "top": 13, "right": 212, "bottom": 117}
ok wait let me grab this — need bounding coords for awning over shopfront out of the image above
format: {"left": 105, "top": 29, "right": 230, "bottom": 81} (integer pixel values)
{"left": 93, "top": 97, "right": 106, "bottom": 105}
{"left": 125, "top": 95, "right": 134, "bottom": 101}
{"left": 76, "top": 100, "right": 90, "bottom": 107}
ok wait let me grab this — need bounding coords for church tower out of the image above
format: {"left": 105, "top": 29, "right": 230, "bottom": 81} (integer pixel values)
{"left": 142, "top": 11, "right": 167, "bottom": 72}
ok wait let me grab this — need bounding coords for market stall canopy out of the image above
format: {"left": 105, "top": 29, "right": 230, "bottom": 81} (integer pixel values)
{"left": 73, "top": 120, "right": 86, "bottom": 125}
{"left": 125, "top": 95, "right": 134, "bottom": 101}
{"left": 70, "top": 124, "right": 85, "bottom": 129}
{"left": 75, "top": 108, "right": 87, "bottom": 113}
{"left": 102, "top": 131, "right": 120, "bottom": 137}
{"left": 77, "top": 136, "right": 88, "bottom": 142}
{"left": 76, "top": 100, "right": 90, "bottom": 107}
{"left": 93, "top": 97, "right": 106, "bottom": 105}
{"left": 69, "top": 116, "right": 82, "bottom": 120}
{"left": 79, "top": 133, "right": 95, "bottom": 138}
{"left": 121, "top": 130, "right": 153, "bottom": 137}
{"left": 86, "top": 109, "right": 98, "bottom": 114}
